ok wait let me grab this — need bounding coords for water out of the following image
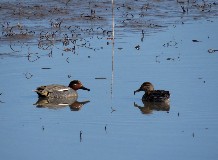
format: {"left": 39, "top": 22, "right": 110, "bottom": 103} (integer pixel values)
{"left": 0, "top": 1, "right": 218, "bottom": 160}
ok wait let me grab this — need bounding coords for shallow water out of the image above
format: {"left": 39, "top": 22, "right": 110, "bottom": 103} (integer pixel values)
{"left": 0, "top": 0, "right": 218, "bottom": 160}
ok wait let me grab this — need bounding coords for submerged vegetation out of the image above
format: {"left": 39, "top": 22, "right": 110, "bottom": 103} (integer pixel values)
{"left": 0, "top": 0, "right": 217, "bottom": 58}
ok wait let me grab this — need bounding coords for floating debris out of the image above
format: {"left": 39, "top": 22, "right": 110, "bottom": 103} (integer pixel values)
{"left": 63, "top": 48, "right": 72, "bottom": 52}
{"left": 66, "top": 57, "right": 70, "bottom": 63}
{"left": 141, "top": 30, "right": 145, "bottom": 42}
{"left": 95, "top": 77, "right": 107, "bottom": 80}
{"left": 27, "top": 49, "right": 40, "bottom": 62}
{"left": 50, "top": 19, "right": 62, "bottom": 29}
{"left": 0, "top": 0, "right": 216, "bottom": 58}
{"left": 105, "top": 124, "right": 107, "bottom": 132}
{"left": 180, "top": 5, "right": 188, "bottom": 13}
{"left": 111, "top": 106, "right": 116, "bottom": 113}
{"left": 198, "top": 77, "right": 206, "bottom": 83}
{"left": 163, "top": 40, "right": 178, "bottom": 47}
{"left": 80, "top": 130, "right": 83, "bottom": 142}
{"left": 41, "top": 67, "right": 51, "bottom": 69}
{"left": 166, "top": 58, "right": 174, "bottom": 61}
{"left": 155, "top": 56, "right": 160, "bottom": 63}
{"left": 208, "top": 49, "right": 218, "bottom": 53}
{"left": 0, "top": 100, "right": 5, "bottom": 103}
{"left": 135, "top": 45, "right": 140, "bottom": 50}
{"left": 24, "top": 72, "right": 33, "bottom": 79}
{"left": 192, "top": 39, "right": 201, "bottom": 42}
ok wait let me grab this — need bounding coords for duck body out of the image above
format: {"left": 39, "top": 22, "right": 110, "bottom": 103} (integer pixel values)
{"left": 35, "top": 84, "right": 77, "bottom": 98}
{"left": 134, "top": 82, "right": 170, "bottom": 103}
{"left": 34, "top": 80, "right": 90, "bottom": 98}
{"left": 142, "top": 90, "right": 170, "bottom": 102}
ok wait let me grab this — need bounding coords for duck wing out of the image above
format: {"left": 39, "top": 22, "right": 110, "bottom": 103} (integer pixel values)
{"left": 35, "top": 84, "right": 71, "bottom": 97}
{"left": 146, "top": 90, "right": 170, "bottom": 102}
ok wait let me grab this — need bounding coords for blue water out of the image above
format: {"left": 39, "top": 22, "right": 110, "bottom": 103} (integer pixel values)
{"left": 0, "top": 1, "right": 218, "bottom": 160}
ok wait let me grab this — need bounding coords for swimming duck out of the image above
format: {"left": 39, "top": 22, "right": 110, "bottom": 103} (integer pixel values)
{"left": 134, "top": 82, "right": 170, "bottom": 102}
{"left": 34, "top": 80, "right": 90, "bottom": 98}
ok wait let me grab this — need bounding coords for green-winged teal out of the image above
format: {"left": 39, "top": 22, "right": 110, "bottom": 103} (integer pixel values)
{"left": 34, "top": 80, "right": 90, "bottom": 98}
{"left": 134, "top": 82, "right": 170, "bottom": 102}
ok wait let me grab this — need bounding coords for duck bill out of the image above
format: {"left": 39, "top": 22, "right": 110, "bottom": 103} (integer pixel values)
{"left": 134, "top": 88, "right": 142, "bottom": 95}
{"left": 80, "top": 86, "right": 90, "bottom": 91}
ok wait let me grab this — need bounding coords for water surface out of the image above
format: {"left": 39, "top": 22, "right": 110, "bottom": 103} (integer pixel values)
{"left": 0, "top": 1, "right": 218, "bottom": 160}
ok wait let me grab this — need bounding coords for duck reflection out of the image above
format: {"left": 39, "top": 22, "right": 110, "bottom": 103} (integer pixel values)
{"left": 34, "top": 97, "right": 90, "bottom": 111}
{"left": 134, "top": 101, "right": 170, "bottom": 114}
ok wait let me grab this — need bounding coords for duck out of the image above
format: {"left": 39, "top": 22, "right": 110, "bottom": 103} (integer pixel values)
{"left": 134, "top": 82, "right": 170, "bottom": 102}
{"left": 34, "top": 80, "right": 90, "bottom": 98}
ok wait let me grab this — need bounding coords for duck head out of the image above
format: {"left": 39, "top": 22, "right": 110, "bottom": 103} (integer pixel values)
{"left": 134, "top": 82, "right": 154, "bottom": 95}
{"left": 68, "top": 80, "right": 90, "bottom": 91}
